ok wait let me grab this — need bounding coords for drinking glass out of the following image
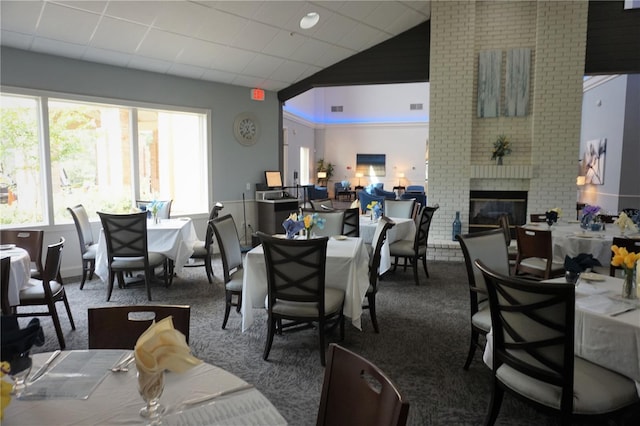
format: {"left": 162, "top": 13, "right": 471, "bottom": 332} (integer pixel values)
{"left": 9, "top": 352, "right": 32, "bottom": 397}
{"left": 138, "top": 369, "right": 165, "bottom": 422}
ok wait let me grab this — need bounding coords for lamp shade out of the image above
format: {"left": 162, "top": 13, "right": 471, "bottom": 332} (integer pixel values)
{"left": 317, "top": 171, "right": 327, "bottom": 179}
{"left": 355, "top": 172, "right": 363, "bottom": 178}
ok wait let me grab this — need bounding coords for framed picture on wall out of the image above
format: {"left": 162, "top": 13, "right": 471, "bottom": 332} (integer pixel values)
{"left": 356, "top": 154, "right": 386, "bottom": 177}
{"left": 581, "top": 138, "right": 607, "bottom": 185}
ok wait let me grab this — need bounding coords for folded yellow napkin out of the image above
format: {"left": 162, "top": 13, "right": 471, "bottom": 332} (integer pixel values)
{"left": 134, "top": 316, "right": 201, "bottom": 375}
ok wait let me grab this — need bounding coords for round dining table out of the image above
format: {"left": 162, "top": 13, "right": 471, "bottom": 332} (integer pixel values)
{"left": 3, "top": 350, "right": 287, "bottom": 425}
{"left": 1, "top": 246, "right": 31, "bottom": 307}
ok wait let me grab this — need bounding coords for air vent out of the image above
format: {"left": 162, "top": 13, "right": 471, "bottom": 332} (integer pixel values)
{"left": 410, "top": 103, "right": 423, "bottom": 110}
{"left": 330, "top": 106, "right": 343, "bottom": 112}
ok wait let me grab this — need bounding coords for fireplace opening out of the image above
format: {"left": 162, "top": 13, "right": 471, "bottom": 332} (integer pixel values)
{"left": 469, "top": 191, "right": 528, "bottom": 238}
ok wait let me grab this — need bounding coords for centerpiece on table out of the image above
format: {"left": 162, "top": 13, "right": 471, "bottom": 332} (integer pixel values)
{"left": 135, "top": 316, "right": 202, "bottom": 421}
{"left": 545, "top": 207, "right": 562, "bottom": 227}
{"left": 613, "top": 212, "right": 639, "bottom": 236}
{"left": 491, "top": 134, "right": 511, "bottom": 165}
{"left": 367, "top": 201, "right": 382, "bottom": 221}
{"left": 580, "top": 204, "right": 601, "bottom": 230}
{"left": 611, "top": 245, "right": 640, "bottom": 300}
{"left": 282, "top": 212, "right": 325, "bottom": 239}
{"left": 147, "top": 200, "right": 164, "bottom": 224}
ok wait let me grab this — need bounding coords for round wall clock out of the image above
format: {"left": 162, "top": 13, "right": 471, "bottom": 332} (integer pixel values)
{"left": 233, "top": 112, "right": 260, "bottom": 146}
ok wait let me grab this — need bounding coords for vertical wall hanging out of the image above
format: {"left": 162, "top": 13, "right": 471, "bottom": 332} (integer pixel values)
{"left": 477, "top": 50, "right": 502, "bottom": 118}
{"left": 505, "top": 48, "right": 531, "bottom": 117}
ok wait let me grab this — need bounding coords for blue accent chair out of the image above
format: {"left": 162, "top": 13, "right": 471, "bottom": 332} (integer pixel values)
{"left": 373, "top": 187, "right": 396, "bottom": 200}
{"left": 358, "top": 191, "right": 385, "bottom": 213}
{"left": 307, "top": 185, "right": 328, "bottom": 200}
{"left": 401, "top": 186, "right": 426, "bottom": 208}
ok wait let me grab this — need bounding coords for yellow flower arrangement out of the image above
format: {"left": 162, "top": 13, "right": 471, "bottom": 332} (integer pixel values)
{"left": 611, "top": 245, "right": 640, "bottom": 272}
{"left": 1, "top": 362, "right": 12, "bottom": 420}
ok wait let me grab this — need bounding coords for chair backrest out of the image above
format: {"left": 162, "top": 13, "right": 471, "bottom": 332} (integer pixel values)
{"left": 313, "top": 211, "right": 345, "bottom": 237}
{"left": 475, "top": 260, "right": 576, "bottom": 415}
{"left": 456, "top": 229, "right": 510, "bottom": 314}
{"left": 317, "top": 343, "right": 409, "bottom": 426}
{"left": 98, "top": 211, "right": 149, "bottom": 260}
{"left": 136, "top": 200, "right": 172, "bottom": 219}
{"left": 384, "top": 200, "right": 415, "bottom": 219}
{"left": 373, "top": 187, "right": 396, "bottom": 200}
{"left": 67, "top": 204, "right": 95, "bottom": 253}
{"left": 497, "top": 214, "right": 511, "bottom": 245}
{"left": 405, "top": 185, "right": 424, "bottom": 193}
{"left": 529, "top": 213, "right": 547, "bottom": 223}
{"left": 342, "top": 207, "right": 360, "bottom": 237}
{"left": 1, "top": 257, "right": 11, "bottom": 315}
{"left": 310, "top": 198, "right": 334, "bottom": 210}
{"left": 514, "top": 226, "right": 554, "bottom": 277}
{"left": 610, "top": 237, "right": 640, "bottom": 276}
{"left": 41, "top": 238, "right": 65, "bottom": 299}
{"left": 208, "top": 202, "right": 225, "bottom": 221}
{"left": 358, "top": 191, "right": 385, "bottom": 214}
{"left": 0, "top": 229, "right": 44, "bottom": 276}
{"left": 414, "top": 205, "right": 438, "bottom": 250}
{"left": 621, "top": 208, "right": 639, "bottom": 217}
{"left": 258, "top": 232, "right": 328, "bottom": 306}
{"left": 210, "top": 214, "right": 243, "bottom": 283}
{"left": 370, "top": 217, "right": 395, "bottom": 286}
{"left": 88, "top": 305, "right": 190, "bottom": 349}
{"left": 599, "top": 214, "right": 618, "bottom": 224}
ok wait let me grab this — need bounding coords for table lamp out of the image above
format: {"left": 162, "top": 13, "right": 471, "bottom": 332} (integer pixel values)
{"left": 355, "top": 172, "right": 363, "bottom": 186}
{"left": 397, "top": 172, "right": 405, "bottom": 187}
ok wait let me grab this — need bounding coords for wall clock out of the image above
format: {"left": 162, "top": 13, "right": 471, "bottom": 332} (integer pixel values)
{"left": 233, "top": 112, "right": 260, "bottom": 146}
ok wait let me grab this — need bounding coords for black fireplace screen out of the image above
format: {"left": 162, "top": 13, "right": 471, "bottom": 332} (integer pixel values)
{"left": 469, "top": 191, "right": 527, "bottom": 238}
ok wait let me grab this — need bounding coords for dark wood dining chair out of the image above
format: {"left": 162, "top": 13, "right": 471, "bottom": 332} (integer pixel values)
{"left": 514, "top": 226, "right": 564, "bottom": 280}
{"left": 475, "top": 260, "right": 640, "bottom": 425}
{"left": 14, "top": 238, "right": 75, "bottom": 350}
{"left": 67, "top": 204, "right": 98, "bottom": 289}
{"left": 88, "top": 305, "right": 190, "bottom": 349}
{"left": 0, "top": 229, "right": 44, "bottom": 279}
{"left": 342, "top": 207, "right": 360, "bottom": 237}
{"left": 316, "top": 344, "right": 410, "bottom": 426}
{"left": 529, "top": 213, "right": 547, "bottom": 223}
{"left": 456, "top": 229, "right": 510, "bottom": 370}
{"left": 97, "top": 211, "right": 169, "bottom": 301}
{"left": 258, "top": 232, "right": 344, "bottom": 366}
{"left": 364, "top": 217, "right": 395, "bottom": 333}
{"left": 497, "top": 214, "right": 518, "bottom": 263}
{"left": 610, "top": 237, "right": 640, "bottom": 277}
{"left": 1, "top": 256, "right": 11, "bottom": 315}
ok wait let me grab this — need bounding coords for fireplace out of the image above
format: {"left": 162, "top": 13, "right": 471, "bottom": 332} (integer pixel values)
{"left": 469, "top": 191, "right": 528, "bottom": 238}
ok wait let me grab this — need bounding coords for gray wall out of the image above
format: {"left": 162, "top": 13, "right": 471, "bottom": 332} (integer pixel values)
{"left": 620, "top": 74, "right": 640, "bottom": 210}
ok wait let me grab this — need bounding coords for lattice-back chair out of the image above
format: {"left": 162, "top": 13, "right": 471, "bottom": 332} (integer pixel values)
{"left": 514, "top": 227, "right": 564, "bottom": 280}
{"left": 317, "top": 344, "right": 410, "bottom": 426}
{"left": 88, "top": 305, "right": 190, "bottom": 349}
{"left": 67, "top": 204, "right": 98, "bottom": 289}
{"left": 456, "top": 229, "right": 510, "bottom": 370}
{"left": 15, "top": 238, "right": 75, "bottom": 349}
{"left": 364, "top": 217, "right": 395, "bottom": 333}
{"left": 258, "top": 232, "right": 344, "bottom": 366}
{"left": 98, "top": 211, "right": 168, "bottom": 301}
{"left": 529, "top": 213, "right": 547, "bottom": 223}
{"left": 312, "top": 211, "right": 345, "bottom": 237}
{"left": 210, "top": 214, "right": 243, "bottom": 329}
{"left": 390, "top": 205, "right": 439, "bottom": 285}
{"left": 0, "top": 229, "right": 44, "bottom": 280}
{"left": 610, "top": 237, "right": 640, "bottom": 277}
{"left": 184, "top": 202, "right": 225, "bottom": 283}
{"left": 475, "top": 260, "right": 640, "bottom": 425}
{"left": 342, "top": 207, "right": 360, "bottom": 237}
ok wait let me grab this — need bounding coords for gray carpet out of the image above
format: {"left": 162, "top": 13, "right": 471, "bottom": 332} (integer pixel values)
{"left": 23, "top": 258, "right": 564, "bottom": 425}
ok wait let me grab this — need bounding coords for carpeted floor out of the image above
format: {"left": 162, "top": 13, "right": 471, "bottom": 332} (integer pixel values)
{"left": 22, "top": 257, "right": 572, "bottom": 425}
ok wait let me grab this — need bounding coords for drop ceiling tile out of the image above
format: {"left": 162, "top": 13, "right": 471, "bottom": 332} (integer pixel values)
{"left": 56, "top": 1, "right": 107, "bottom": 14}
{"left": 312, "top": 13, "right": 359, "bottom": 45}
{"left": 271, "top": 59, "right": 311, "bottom": 83}
{"left": 261, "top": 30, "right": 307, "bottom": 58}
{"left": 385, "top": 12, "right": 427, "bottom": 35}
{"left": 0, "top": 30, "right": 34, "bottom": 50}
{"left": 332, "top": 1, "right": 380, "bottom": 22}
{"left": 210, "top": 47, "right": 255, "bottom": 73}
{"left": 313, "top": 44, "right": 353, "bottom": 68}
{"left": 230, "top": 20, "right": 279, "bottom": 52}
{"left": 231, "top": 74, "right": 265, "bottom": 89}
{"left": 338, "top": 24, "right": 381, "bottom": 51}
{"left": 127, "top": 55, "right": 172, "bottom": 74}
{"left": 258, "top": 78, "right": 287, "bottom": 91}
{"left": 404, "top": 1, "right": 432, "bottom": 16}
{"left": 313, "top": 1, "right": 347, "bottom": 13}
{"left": 152, "top": 1, "right": 210, "bottom": 37}
{"left": 201, "top": 68, "right": 236, "bottom": 85}
{"left": 289, "top": 38, "right": 331, "bottom": 64}
{"left": 195, "top": 9, "right": 248, "bottom": 46}
{"left": 0, "top": 1, "right": 43, "bottom": 33}
{"left": 83, "top": 46, "right": 132, "bottom": 67}
{"left": 296, "top": 64, "right": 323, "bottom": 81}
{"left": 254, "top": 1, "right": 307, "bottom": 28}
{"left": 37, "top": 3, "right": 100, "bottom": 44}
{"left": 177, "top": 39, "right": 227, "bottom": 68}
{"left": 104, "top": 0, "right": 162, "bottom": 25}
{"left": 167, "top": 62, "right": 207, "bottom": 80}
{"left": 136, "top": 29, "right": 190, "bottom": 61}
{"left": 209, "top": 1, "right": 260, "bottom": 19}
{"left": 361, "top": 2, "right": 407, "bottom": 31}
{"left": 31, "top": 36, "right": 85, "bottom": 59}
{"left": 90, "top": 16, "right": 147, "bottom": 53}
{"left": 244, "top": 54, "right": 285, "bottom": 78}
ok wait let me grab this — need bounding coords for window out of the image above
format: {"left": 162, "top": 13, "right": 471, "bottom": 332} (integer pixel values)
{"left": 300, "top": 147, "right": 310, "bottom": 185}
{"left": 0, "top": 91, "right": 209, "bottom": 226}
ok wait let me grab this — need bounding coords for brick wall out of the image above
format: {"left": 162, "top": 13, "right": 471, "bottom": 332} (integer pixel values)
{"left": 428, "top": 0, "right": 588, "bottom": 260}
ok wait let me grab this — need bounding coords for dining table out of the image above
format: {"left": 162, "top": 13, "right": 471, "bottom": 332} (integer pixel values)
{"left": 359, "top": 216, "right": 416, "bottom": 274}
{"left": 2, "top": 349, "right": 288, "bottom": 425}
{"left": 94, "top": 217, "right": 198, "bottom": 282}
{"left": 241, "top": 236, "right": 370, "bottom": 332}
{"left": 484, "top": 273, "right": 640, "bottom": 395}
{"left": 1, "top": 246, "right": 31, "bottom": 307}
{"left": 523, "top": 221, "right": 639, "bottom": 267}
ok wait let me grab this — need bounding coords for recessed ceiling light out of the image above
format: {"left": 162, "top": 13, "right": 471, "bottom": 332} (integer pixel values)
{"left": 300, "top": 12, "right": 319, "bottom": 29}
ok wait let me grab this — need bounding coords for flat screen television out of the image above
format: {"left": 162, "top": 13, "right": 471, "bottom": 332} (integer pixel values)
{"left": 265, "top": 171, "right": 283, "bottom": 189}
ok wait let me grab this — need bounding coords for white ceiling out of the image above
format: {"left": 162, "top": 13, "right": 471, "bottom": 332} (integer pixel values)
{"left": 0, "top": 1, "right": 431, "bottom": 92}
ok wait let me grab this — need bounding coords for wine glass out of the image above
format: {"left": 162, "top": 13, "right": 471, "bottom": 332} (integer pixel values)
{"left": 137, "top": 369, "right": 165, "bottom": 423}
{"left": 9, "top": 352, "right": 32, "bottom": 397}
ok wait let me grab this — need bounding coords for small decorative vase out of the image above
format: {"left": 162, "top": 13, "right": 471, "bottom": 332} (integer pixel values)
{"left": 497, "top": 157, "right": 503, "bottom": 165}
{"left": 565, "top": 271, "right": 580, "bottom": 285}
{"left": 137, "top": 369, "right": 165, "bottom": 420}
{"left": 9, "top": 352, "right": 32, "bottom": 398}
{"left": 305, "top": 228, "right": 311, "bottom": 239}
{"left": 590, "top": 223, "right": 602, "bottom": 232}
{"left": 621, "top": 269, "right": 637, "bottom": 300}
{"left": 152, "top": 212, "right": 159, "bottom": 224}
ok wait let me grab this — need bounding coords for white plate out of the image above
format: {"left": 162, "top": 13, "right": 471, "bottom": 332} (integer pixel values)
{"left": 332, "top": 235, "right": 347, "bottom": 241}
{"left": 0, "top": 244, "right": 16, "bottom": 250}
{"left": 580, "top": 272, "right": 606, "bottom": 282}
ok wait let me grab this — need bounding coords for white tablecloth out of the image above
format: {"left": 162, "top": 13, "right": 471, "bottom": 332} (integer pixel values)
{"left": 241, "top": 237, "right": 370, "bottom": 331}
{"left": 3, "top": 350, "right": 287, "bottom": 425}
{"left": 484, "top": 274, "right": 640, "bottom": 395}
{"left": 1, "top": 247, "right": 31, "bottom": 307}
{"left": 359, "top": 216, "right": 416, "bottom": 274}
{"left": 95, "top": 218, "right": 198, "bottom": 282}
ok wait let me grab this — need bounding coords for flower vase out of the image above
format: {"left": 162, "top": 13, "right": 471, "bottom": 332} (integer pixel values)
{"left": 137, "top": 369, "right": 165, "bottom": 420}
{"left": 306, "top": 228, "right": 311, "bottom": 239}
{"left": 497, "top": 157, "right": 503, "bottom": 166}
{"left": 622, "top": 269, "right": 637, "bottom": 300}
{"left": 152, "top": 213, "right": 159, "bottom": 224}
